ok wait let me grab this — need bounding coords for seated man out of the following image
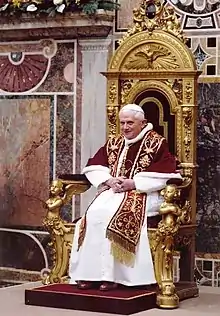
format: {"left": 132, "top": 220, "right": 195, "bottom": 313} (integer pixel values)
{"left": 69, "top": 104, "right": 181, "bottom": 291}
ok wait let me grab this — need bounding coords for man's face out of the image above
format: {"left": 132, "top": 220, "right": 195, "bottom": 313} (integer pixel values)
{"left": 119, "top": 111, "right": 146, "bottom": 140}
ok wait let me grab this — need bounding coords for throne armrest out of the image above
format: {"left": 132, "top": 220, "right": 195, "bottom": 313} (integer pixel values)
{"left": 58, "top": 173, "right": 91, "bottom": 194}
{"left": 43, "top": 174, "right": 91, "bottom": 232}
{"left": 166, "top": 177, "right": 192, "bottom": 188}
{"left": 43, "top": 173, "right": 91, "bottom": 227}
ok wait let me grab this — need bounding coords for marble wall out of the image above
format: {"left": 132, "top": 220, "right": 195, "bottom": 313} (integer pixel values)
{"left": 0, "top": 34, "right": 112, "bottom": 278}
{"left": 0, "top": 39, "right": 77, "bottom": 276}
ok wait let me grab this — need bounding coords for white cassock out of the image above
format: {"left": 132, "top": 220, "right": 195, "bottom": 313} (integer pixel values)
{"left": 69, "top": 136, "right": 182, "bottom": 286}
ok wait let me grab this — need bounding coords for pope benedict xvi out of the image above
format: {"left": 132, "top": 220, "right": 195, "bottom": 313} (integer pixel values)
{"left": 69, "top": 104, "right": 181, "bottom": 291}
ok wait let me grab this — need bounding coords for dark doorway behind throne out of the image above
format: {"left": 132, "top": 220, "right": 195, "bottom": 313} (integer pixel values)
{"left": 134, "top": 90, "right": 175, "bottom": 154}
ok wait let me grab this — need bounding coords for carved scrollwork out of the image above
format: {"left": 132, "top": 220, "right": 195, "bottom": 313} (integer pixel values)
{"left": 179, "top": 200, "right": 192, "bottom": 225}
{"left": 42, "top": 179, "right": 89, "bottom": 285}
{"left": 163, "top": 79, "right": 183, "bottom": 106}
{"left": 157, "top": 281, "right": 179, "bottom": 308}
{"left": 107, "top": 106, "right": 118, "bottom": 137}
{"left": 42, "top": 217, "right": 74, "bottom": 284}
{"left": 43, "top": 216, "right": 72, "bottom": 237}
{"left": 181, "top": 167, "right": 193, "bottom": 179}
{"left": 40, "top": 39, "right": 57, "bottom": 58}
{"left": 42, "top": 223, "right": 74, "bottom": 285}
{"left": 148, "top": 229, "right": 159, "bottom": 259}
{"left": 151, "top": 180, "right": 193, "bottom": 308}
{"left": 152, "top": 183, "right": 184, "bottom": 308}
{"left": 118, "top": 0, "right": 186, "bottom": 46}
{"left": 157, "top": 220, "right": 179, "bottom": 270}
{"left": 124, "top": 45, "right": 179, "bottom": 71}
{"left": 185, "top": 82, "right": 193, "bottom": 103}
{"left": 183, "top": 133, "right": 192, "bottom": 160}
{"left": 182, "top": 107, "right": 193, "bottom": 160}
{"left": 123, "top": 80, "right": 179, "bottom": 114}
{"left": 120, "top": 79, "right": 138, "bottom": 105}
{"left": 162, "top": 78, "right": 182, "bottom": 160}
{"left": 109, "top": 82, "right": 117, "bottom": 103}
{"left": 161, "top": 5, "right": 187, "bottom": 43}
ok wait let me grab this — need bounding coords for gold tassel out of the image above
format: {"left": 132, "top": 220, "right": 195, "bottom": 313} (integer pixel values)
{"left": 110, "top": 242, "right": 135, "bottom": 267}
{"left": 106, "top": 230, "right": 136, "bottom": 267}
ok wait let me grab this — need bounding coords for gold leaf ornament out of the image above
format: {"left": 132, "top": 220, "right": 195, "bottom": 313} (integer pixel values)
{"left": 124, "top": 45, "right": 179, "bottom": 70}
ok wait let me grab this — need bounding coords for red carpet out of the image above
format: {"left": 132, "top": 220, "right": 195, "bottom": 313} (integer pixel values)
{"left": 25, "top": 282, "right": 198, "bottom": 314}
{"left": 35, "top": 283, "right": 155, "bottom": 297}
{"left": 25, "top": 283, "right": 157, "bottom": 314}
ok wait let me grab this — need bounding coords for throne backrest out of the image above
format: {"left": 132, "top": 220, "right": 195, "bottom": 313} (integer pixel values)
{"left": 134, "top": 85, "right": 176, "bottom": 154}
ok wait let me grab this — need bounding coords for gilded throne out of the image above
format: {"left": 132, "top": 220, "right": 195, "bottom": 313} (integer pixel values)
{"left": 43, "top": 0, "right": 200, "bottom": 309}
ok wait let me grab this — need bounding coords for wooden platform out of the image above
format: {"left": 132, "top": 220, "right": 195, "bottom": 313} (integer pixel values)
{"left": 25, "top": 282, "right": 199, "bottom": 315}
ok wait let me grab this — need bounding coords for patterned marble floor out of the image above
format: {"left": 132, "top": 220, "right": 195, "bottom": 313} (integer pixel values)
{"left": 0, "top": 282, "right": 219, "bottom": 316}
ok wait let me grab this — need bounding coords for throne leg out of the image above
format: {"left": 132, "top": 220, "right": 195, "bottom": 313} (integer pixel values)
{"left": 155, "top": 239, "right": 179, "bottom": 309}
{"left": 149, "top": 229, "right": 179, "bottom": 309}
{"left": 42, "top": 218, "right": 74, "bottom": 285}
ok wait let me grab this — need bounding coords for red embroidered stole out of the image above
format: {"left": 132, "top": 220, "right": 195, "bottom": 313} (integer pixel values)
{"left": 106, "top": 131, "right": 164, "bottom": 266}
{"left": 77, "top": 130, "right": 164, "bottom": 266}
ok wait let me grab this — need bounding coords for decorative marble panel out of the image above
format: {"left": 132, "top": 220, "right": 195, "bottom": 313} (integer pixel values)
{"left": 196, "top": 83, "right": 220, "bottom": 254}
{"left": 56, "top": 95, "right": 74, "bottom": 222}
{"left": 0, "top": 40, "right": 57, "bottom": 93}
{"left": 38, "top": 42, "right": 75, "bottom": 93}
{"left": 0, "top": 39, "right": 77, "bottom": 228}
{"left": 0, "top": 230, "right": 49, "bottom": 271}
{"left": 56, "top": 95, "right": 74, "bottom": 177}
{"left": 167, "top": 0, "right": 220, "bottom": 31}
{"left": 0, "top": 97, "right": 50, "bottom": 227}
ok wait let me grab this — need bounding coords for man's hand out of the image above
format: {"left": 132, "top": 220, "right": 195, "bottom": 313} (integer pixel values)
{"left": 110, "top": 178, "right": 135, "bottom": 193}
{"left": 105, "top": 177, "right": 125, "bottom": 192}
{"left": 104, "top": 177, "right": 135, "bottom": 193}
{"left": 119, "top": 179, "right": 135, "bottom": 192}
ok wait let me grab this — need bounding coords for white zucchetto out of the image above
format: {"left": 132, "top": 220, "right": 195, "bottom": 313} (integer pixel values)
{"left": 120, "top": 104, "right": 144, "bottom": 114}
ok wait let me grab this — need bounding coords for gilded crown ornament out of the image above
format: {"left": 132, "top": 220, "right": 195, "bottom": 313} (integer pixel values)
{"left": 118, "top": 0, "right": 186, "bottom": 45}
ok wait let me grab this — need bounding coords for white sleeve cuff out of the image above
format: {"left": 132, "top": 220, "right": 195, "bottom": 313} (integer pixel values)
{"left": 133, "top": 172, "right": 182, "bottom": 194}
{"left": 82, "top": 165, "right": 112, "bottom": 188}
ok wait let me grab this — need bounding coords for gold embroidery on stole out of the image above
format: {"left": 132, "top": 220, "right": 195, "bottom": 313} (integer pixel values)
{"left": 106, "top": 131, "right": 164, "bottom": 266}
{"left": 77, "top": 131, "right": 164, "bottom": 267}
